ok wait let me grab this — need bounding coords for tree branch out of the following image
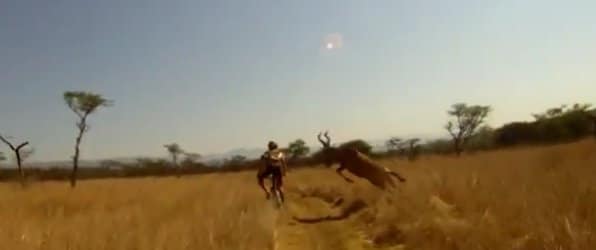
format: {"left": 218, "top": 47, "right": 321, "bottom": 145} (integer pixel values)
{"left": 67, "top": 104, "right": 84, "bottom": 119}
{"left": 0, "top": 135, "right": 16, "bottom": 151}
{"left": 445, "top": 122, "right": 457, "bottom": 139}
{"left": 16, "top": 142, "right": 29, "bottom": 151}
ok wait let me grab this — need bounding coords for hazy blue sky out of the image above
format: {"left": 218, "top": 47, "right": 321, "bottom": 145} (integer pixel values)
{"left": 1, "top": 0, "right": 595, "bottom": 161}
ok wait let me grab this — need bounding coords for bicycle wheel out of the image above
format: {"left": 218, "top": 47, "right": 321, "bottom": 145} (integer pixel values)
{"left": 270, "top": 177, "right": 283, "bottom": 208}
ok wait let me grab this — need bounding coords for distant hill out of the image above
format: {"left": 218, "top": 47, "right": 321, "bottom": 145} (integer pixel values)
{"left": 201, "top": 147, "right": 265, "bottom": 162}
{"left": 25, "top": 160, "right": 100, "bottom": 169}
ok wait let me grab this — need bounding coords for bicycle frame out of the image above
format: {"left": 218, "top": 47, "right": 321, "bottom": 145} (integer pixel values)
{"left": 269, "top": 175, "right": 284, "bottom": 208}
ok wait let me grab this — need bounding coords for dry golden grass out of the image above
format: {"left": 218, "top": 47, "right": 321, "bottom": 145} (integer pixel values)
{"left": 1, "top": 139, "right": 595, "bottom": 250}
{"left": 0, "top": 172, "right": 276, "bottom": 250}
{"left": 315, "top": 139, "right": 596, "bottom": 250}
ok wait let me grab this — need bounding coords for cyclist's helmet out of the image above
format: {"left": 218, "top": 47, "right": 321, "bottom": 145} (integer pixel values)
{"left": 268, "top": 141, "right": 278, "bottom": 150}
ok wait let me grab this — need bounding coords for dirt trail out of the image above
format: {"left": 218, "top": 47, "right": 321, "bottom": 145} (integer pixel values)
{"left": 273, "top": 193, "right": 375, "bottom": 250}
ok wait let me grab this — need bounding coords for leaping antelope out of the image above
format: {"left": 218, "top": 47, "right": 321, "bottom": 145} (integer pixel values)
{"left": 590, "top": 113, "right": 596, "bottom": 138}
{"left": 317, "top": 131, "right": 406, "bottom": 190}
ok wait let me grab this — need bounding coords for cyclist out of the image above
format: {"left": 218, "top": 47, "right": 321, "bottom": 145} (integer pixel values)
{"left": 257, "top": 141, "right": 287, "bottom": 201}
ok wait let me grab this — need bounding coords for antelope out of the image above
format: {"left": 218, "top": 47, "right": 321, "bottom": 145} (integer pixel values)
{"left": 317, "top": 131, "right": 406, "bottom": 190}
{"left": 590, "top": 113, "right": 596, "bottom": 138}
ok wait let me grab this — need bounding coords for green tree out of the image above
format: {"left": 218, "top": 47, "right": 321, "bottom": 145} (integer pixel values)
{"left": 496, "top": 103, "right": 594, "bottom": 146}
{"left": 64, "top": 91, "right": 112, "bottom": 187}
{"left": 445, "top": 103, "right": 491, "bottom": 156}
{"left": 0, "top": 135, "right": 31, "bottom": 186}
{"left": 287, "top": 139, "right": 310, "bottom": 159}
{"left": 532, "top": 103, "right": 592, "bottom": 121}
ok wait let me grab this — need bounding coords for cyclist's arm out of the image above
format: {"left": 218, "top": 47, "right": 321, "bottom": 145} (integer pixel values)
{"left": 281, "top": 155, "right": 288, "bottom": 176}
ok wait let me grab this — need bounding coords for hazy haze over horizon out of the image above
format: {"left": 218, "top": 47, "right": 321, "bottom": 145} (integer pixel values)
{"left": 1, "top": 0, "right": 595, "bottom": 161}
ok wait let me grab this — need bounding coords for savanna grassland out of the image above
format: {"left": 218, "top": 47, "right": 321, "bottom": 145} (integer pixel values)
{"left": 1, "top": 140, "right": 595, "bottom": 250}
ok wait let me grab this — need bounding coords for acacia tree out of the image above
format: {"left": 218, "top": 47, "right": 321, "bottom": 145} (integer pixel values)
{"left": 532, "top": 103, "right": 592, "bottom": 121}
{"left": 287, "top": 139, "right": 310, "bottom": 159}
{"left": 164, "top": 143, "right": 184, "bottom": 166}
{"left": 385, "top": 137, "right": 402, "bottom": 152}
{"left": 164, "top": 143, "right": 185, "bottom": 177}
{"left": 0, "top": 135, "right": 31, "bottom": 186}
{"left": 405, "top": 138, "right": 421, "bottom": 161}
{"left": 444, "top": 103, "right": 491, "bottom": 156}
{"left": 64, "top": 91, "right": 112, "bottom": 187}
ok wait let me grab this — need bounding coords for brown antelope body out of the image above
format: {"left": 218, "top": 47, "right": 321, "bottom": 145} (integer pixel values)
{"left": 317, "top": 132, "right": 406, "bottom": 190}
{"left": 590, "top": 113, "right": 596, "bottom": 138}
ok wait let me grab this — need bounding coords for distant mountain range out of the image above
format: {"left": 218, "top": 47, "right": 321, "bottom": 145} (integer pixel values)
{"left": 20, "top": 133, "right": 441, "bottom": 169}
{"left": 201, "top": 147, "right": 266, "bottom": 162}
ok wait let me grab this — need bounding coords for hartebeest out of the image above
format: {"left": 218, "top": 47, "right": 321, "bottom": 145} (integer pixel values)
{"left": 317, "top": 131, "right": 406, "bottom": 190}
{"left": 590, "top": 113, "right": 596, "bottom": 138}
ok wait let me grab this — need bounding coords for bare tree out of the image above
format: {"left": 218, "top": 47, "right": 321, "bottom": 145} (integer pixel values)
{"left": 64, "top": 91, "right": 112, "bottom": 187}
{"left": 445, "top": 103, "right": 491, "bottom": 156}
{"left": 0, "top": 135, "right": 31, "bottom": 186}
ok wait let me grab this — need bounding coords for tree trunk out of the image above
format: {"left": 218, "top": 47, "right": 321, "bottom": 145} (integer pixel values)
{"left": 0, "top": 137, "right": 29, "bottom": 187}
{"left": 16, "top": 151, "right": 24, "bottom": 187}
{"left": 453, "top": 138, "right": 462, "bottom": 156}
{"left": 70, "top": 117, "right": 86, "bottom": 188}
{"left": 173, "top": 154, "right": 180, "bottom": 178}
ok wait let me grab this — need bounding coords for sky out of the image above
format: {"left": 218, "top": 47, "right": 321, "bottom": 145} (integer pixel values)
{"left": 1, "top": 0, "right": 595, "bottom": 161}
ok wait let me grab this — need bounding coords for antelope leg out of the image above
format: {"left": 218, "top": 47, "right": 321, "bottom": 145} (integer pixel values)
{"left": 336, "top": 166, "right": 354, "bottom": 183}
{"left": 384, "top": 167, "right": 406, "bottom": 182}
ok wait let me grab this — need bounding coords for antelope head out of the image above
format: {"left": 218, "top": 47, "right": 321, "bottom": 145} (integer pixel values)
{"left": 317, "top": 131, "right": 337, "bottom": 166}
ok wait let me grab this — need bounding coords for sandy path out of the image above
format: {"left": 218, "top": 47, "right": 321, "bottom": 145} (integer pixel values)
{"left": 273, "top": 193, "right": 374, "bottom": 250}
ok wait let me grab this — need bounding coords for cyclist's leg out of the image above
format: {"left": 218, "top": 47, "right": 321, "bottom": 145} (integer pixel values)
{"left": 273, "top": 168, "right": 284, "bottom": 202}
{"left": 257, "top": 166, "right": 272, "bottom": 198}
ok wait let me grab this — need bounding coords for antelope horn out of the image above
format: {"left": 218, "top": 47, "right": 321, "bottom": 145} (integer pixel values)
{"left": 317, "top": 132, "right": 326, "bottom": 146}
